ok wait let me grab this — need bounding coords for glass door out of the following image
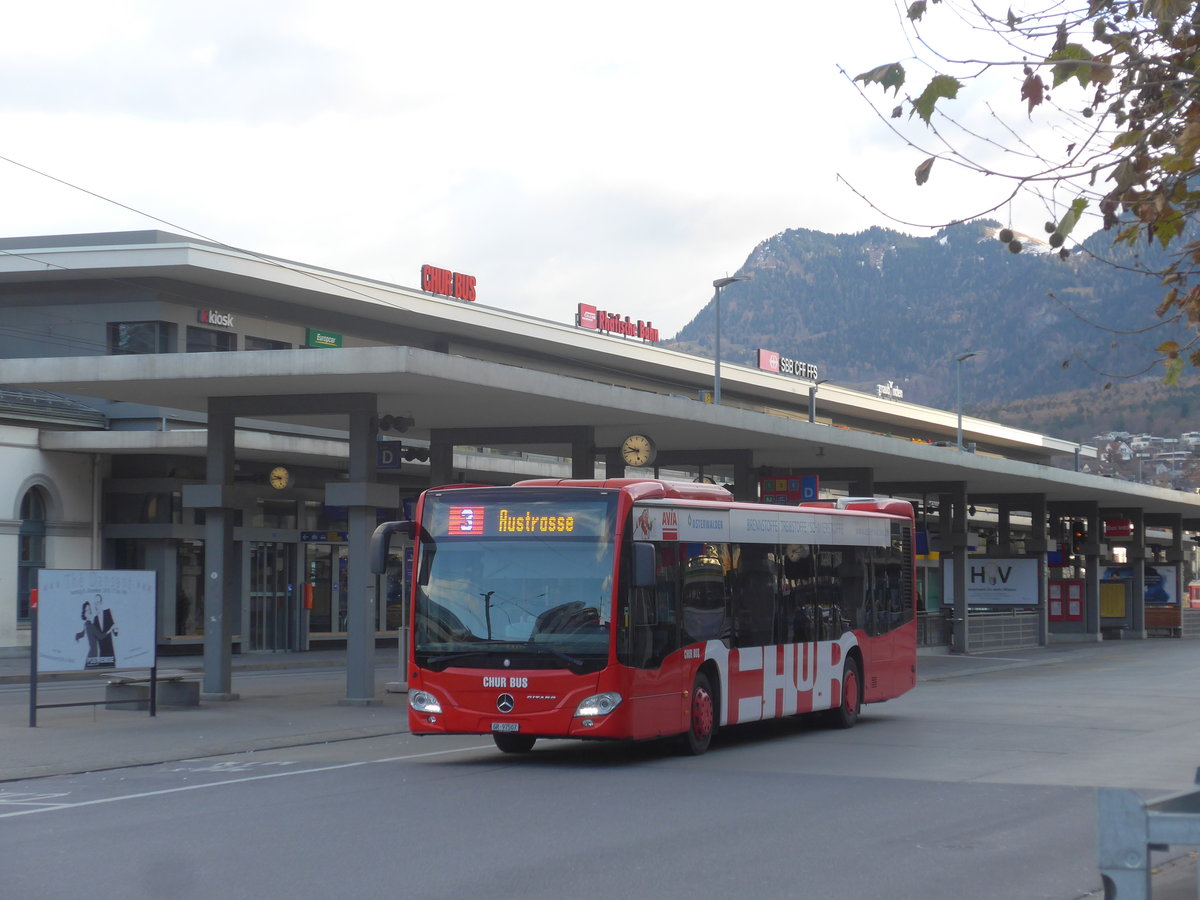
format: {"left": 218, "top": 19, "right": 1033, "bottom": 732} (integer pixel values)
{"left": 304, "top": 543, "right": 349, "bottom": 635}
{"left": 249, "top": 541, "right": 298, "bottom": 651}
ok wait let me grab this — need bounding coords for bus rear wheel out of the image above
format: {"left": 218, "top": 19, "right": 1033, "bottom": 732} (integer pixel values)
{"left": 682, "top": 671, "right": 717, "bottom": 755}
{"left": 825, "top": 656, "right": 862, "bottom": 729}
{"left": 493, "top": 733, "right": 536, "bottom": 754}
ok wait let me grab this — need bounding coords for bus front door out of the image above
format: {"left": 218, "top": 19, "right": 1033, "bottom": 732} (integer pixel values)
{"left": 624, "top": 585, "right": 687, "bottom": 740}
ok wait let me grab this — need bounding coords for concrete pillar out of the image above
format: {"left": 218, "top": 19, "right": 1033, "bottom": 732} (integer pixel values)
{"left": 1129, "top": 508, "right": 1147, "bottom": 639}
{"left": 605, "top": 448, "right": 626, "bottom": 479}
{"left": 1082, "top": 504, "right": 1102, "bottom": 640}
{"left": 950, "top": 486, "right": 969, "bottom": 654}
{"left": 933, "top": 485, "right": 969, "bottom": 653}
{"left": 572, "top": 436, "right": 596, "bottom": 479}
{"left": 328, "top": 401, "right": 400, "bottom": 705}
{"left": 181, "top": 407, "right": 240, "bottom": 700}
{"left": 429, "top": 435, "right": 454, "bottom": 488}
{"left": 732, "top": 452, "right": 755, "bottom": 502}
{"left": 1028, "top": 495, "right": 1048, "bottom": 647}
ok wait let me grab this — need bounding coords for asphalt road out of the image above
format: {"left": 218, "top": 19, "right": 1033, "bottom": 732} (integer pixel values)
{"left": 2, "top": 641, "right": 1199, "bottom": 899}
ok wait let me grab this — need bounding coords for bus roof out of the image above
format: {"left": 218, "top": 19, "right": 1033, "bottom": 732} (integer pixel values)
{"left": 512, "top": 477, "right": 734, "bottom": 502}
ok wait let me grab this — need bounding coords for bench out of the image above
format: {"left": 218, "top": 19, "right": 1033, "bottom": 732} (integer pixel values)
{"left": 1145, "top": 606, "right": 1182, "bottom": 637}
{"left": 103, "top": 669, "right": 201, "bottom": 709}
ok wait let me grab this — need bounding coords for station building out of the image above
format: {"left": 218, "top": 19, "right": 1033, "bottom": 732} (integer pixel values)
{"left": 2, "top": 231, "right": 1199, "bottom": 684}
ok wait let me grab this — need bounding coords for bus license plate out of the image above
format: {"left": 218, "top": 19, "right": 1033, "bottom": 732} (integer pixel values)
{"left": 491, "top": 722, "right": 519, "bottom": 733}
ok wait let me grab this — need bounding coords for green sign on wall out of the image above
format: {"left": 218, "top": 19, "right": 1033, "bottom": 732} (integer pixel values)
{"left": 306, "top": 328, "right": 342, "bottom": 348}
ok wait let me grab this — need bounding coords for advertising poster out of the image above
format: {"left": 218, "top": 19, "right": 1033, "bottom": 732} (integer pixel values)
{"left": 36, "top": 570, "right": 157, "bottom": 673}
{"left": 942, "top": 558, "right": 1040, "bottom": 607}
{"left": 1100, "top": 564, "right": 1178, "bottom": 605}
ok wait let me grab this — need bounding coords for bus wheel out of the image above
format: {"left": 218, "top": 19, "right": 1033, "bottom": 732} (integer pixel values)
{"left": 683, "top": 671, "right": 717, "bottom": 755}
{"left": 493, "top": 733, "right": 536, "bottom": 754}
{"left": 825, "top": 656, "right": 862, "bottom": 729}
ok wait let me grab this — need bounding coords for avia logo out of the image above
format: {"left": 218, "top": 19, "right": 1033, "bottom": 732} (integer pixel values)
{"left": 198, "top": 309, "right": 235, "bottom": 328}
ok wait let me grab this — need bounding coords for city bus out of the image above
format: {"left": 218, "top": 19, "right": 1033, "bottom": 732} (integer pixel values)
{"left": 370, "top": 478, "right": 917, "bottom": 755}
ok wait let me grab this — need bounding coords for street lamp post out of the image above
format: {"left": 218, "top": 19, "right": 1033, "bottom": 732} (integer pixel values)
{"left": 955, "top": 351, "right": 978, "bottom": 451}
{"left": 808, "top": 377, "right": 830, "bottom": 424}
{"left": 712, "top": 275, "right": 749, "bottom": 405}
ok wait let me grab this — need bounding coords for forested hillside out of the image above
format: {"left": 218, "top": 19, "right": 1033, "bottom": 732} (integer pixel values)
{"left": 666, "top": 221, "right": 1188, "bottom": 436}
{"left": 974, "top": 378, "right": 1200, "bottom": 445}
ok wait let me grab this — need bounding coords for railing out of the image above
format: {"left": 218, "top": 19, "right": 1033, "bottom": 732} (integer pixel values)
{"left": 1182, "top": 607, "right": 1200, "bottom": 639}
{"left": 965, "top": 609, "right": 1040, "bottom": 652}
{"left": 1098, "top": 770, "right": 1200, "bottom": 898}
{"left": 916, "top": 610, "right": 950, "bottom": 647}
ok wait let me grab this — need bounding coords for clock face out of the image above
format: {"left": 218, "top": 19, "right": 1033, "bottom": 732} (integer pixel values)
{"left": 621, "top": 433, "right": 656, "bottom": 467}
{"left": 269, "top": 466, "right": 290, "bottom": 490}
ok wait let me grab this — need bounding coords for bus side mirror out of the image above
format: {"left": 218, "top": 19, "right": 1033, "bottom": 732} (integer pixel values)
{"left": 370, "top": 520, "right": 414, "bottom": 574}
{"left": 632, "top": 542, "right": 656, "bottom": 588}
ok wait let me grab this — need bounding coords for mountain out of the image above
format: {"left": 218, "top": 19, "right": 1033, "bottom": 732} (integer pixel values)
{"left": 665, "top": 221, "right": 1192, "bottom": 441}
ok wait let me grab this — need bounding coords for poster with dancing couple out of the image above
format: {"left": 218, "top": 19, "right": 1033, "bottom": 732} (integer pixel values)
{"left": 34, "top": 569, "right": 156, "bottom": 673}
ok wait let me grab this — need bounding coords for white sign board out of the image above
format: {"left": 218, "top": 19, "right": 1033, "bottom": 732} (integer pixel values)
{"left": 36, "top": 570, "right": 157, "bottom": 673}
{"left": 942, "top": 558, "right": 1040, "bottom": 607}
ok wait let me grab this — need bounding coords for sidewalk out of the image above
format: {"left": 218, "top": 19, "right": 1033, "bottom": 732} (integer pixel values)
{"left": 0, "top": 647, "right": 409, "bottom": 783}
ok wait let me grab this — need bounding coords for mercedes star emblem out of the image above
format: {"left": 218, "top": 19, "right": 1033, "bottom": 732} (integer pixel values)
{"left": 496, "top": 693, "right": 515, "bottom": 713}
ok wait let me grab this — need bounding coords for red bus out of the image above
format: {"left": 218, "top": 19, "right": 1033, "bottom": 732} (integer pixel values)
{"left": 371, "top": 478, "right": 917, "bottom": 755}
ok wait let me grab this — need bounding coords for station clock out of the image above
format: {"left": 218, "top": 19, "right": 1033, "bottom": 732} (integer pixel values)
{"left": 620, "top": 433, "right": 657, "bottom": 468}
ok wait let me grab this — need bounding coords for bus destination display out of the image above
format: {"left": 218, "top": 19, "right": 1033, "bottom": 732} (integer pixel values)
{"left": 436, "top": 499, "right": 611, "bottom": 539}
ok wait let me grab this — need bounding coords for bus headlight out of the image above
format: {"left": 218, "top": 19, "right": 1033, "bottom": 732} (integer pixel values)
{"left": 409, "top": 690, "right": 443, "bottom": 715}
{"left": 574, "top": 692, "right": 622, "bottom": 717}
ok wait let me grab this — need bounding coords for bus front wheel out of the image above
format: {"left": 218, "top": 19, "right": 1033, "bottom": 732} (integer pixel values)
{"left": 825, "top": 656, "right": 862, "bottom": 729}
{"left": 493, "top": 733, "right": 536, "bottom": 754}
{"left": 682, "top": 671, "right": 717, "bottom": 755}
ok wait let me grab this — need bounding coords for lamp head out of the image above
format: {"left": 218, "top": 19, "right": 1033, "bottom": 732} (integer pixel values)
{"left": 713, "top": 275, "right": 750, "bottom": 289}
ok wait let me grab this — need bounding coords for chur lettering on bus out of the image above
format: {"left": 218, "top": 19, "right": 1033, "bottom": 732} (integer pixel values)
{"left": 702, "top": 634, "right": 857, "bottom": 725}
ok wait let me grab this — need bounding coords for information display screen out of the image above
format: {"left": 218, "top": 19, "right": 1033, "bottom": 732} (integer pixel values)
{"left": 426, "top": 490, "right": 616, "bottom": 541}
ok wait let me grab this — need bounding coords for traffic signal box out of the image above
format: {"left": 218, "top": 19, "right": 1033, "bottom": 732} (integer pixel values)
{"left": 1070, "top": 520, "right": 1088, "bottom": 556}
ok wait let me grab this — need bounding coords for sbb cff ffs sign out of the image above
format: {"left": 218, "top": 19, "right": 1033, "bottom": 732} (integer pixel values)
{"left": 757, "top": 348, "right": 819, "bottom": 381}
{"left": 421, "top": 264, "right": 476, "bottom": 302}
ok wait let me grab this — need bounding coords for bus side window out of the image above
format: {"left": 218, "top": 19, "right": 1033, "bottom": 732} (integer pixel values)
{"left": 836, "top": 548, "right": 868, "bottom": 635}
{"left": 731, "top": 543, "right": 779, "bottom": 647}
{"left": 782, "top": 545, "right": 816, "bottom": 642}
{"left": 681, "top": 543, "right": 730, "bottom": 646}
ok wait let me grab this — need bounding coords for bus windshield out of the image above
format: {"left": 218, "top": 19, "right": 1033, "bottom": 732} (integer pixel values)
{"left": 414, "top": 489, "right": 618, "bottom": 673}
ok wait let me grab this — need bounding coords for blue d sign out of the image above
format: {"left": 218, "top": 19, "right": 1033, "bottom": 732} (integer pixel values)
{"left": 801, "top": 476, "right": 819, "bottom": 501}
{"left": 377, "top": 446, "right": 401, "bottom": 469}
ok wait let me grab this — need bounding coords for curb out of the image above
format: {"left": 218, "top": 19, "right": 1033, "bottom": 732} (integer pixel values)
{"left": 0, "top": 725, "right": 411, "bottom": 784}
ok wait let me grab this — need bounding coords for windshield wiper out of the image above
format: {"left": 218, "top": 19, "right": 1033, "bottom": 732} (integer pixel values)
{"left": 525, "top": 646, "right": 584, "bottom": 667}
{"left": 425, "top": 646, "right": 519, "bottom": 666}
{"left": 425, "top": 645, "right": 585, "bottom": 668}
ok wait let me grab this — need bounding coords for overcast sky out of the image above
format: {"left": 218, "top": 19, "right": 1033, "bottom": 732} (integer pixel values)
{"left": 1, "top": 1, "right": 1056, "bottom": 337}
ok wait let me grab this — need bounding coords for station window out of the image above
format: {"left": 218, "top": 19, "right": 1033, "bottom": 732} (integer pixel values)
{"left": 245, "top": 335, "right": 291, "bottom": 351}
{"left": 108, "top": 321, "right": 173, "bottom": 355}
{"left": 186, "top": 326, "right": 236, "bottom": 352}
